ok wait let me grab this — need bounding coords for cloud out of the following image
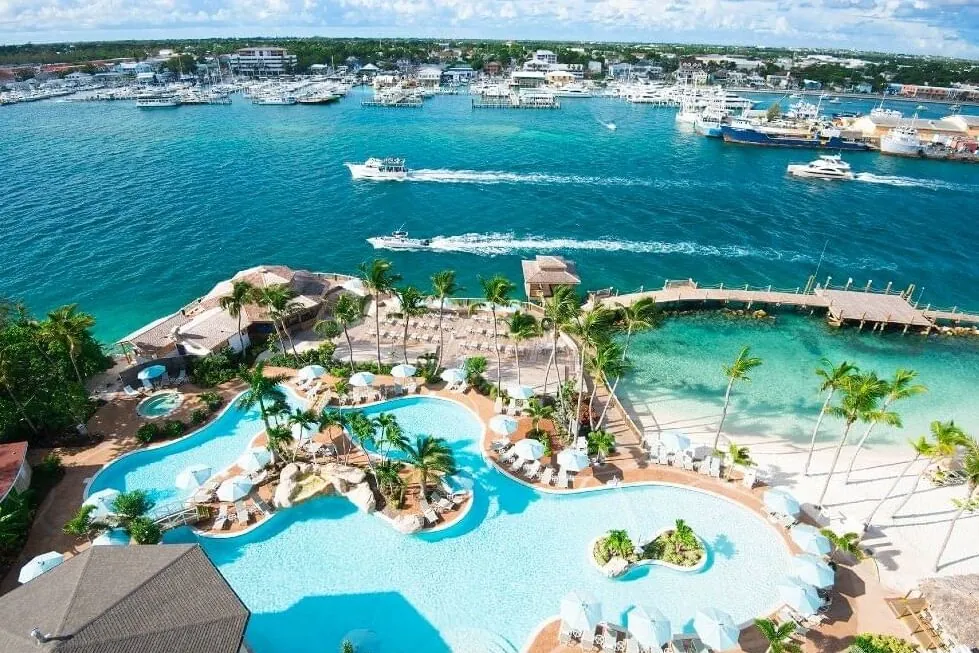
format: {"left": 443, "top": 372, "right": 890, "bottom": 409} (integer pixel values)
{"left": 0, "top": 0, "right": 977, "bottom": 56}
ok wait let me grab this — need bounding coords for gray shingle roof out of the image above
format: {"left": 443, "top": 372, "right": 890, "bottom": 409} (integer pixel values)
{"left": 0, "top": 545, "right": 249, "bottom": 653}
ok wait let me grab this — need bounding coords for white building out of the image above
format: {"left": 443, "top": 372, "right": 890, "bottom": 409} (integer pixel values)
{"left": 417, "top": 67, "right": 443, "bottom": 88}
{"left": 228, "top": 47, "right": 297, "bottom": 77}
{"left": 587, "top": 60, "right": 603, "bottom": 75}
{"left": 524, "top": 50, "right": 557, "bottom": 71}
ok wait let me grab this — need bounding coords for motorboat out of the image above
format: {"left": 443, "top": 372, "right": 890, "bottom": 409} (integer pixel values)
{"left": 252, "top": 95, "right": 297, "bottom": 105}
{"left": 345, "top": 157, "right": 409, "bottom": 180}
{"left": 880, "top": 125, "right": 923, "bottom": 156}
{"left": 369, "top": 230, "right": 431, "bottom": 249}
{"left": 786, "top": 154, "right": 855, "bottom": 180}
{"left": 135, "top": 95, "right": 180, "bottom": 108}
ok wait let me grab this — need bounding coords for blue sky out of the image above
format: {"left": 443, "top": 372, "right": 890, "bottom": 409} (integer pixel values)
{"left": 1, "top": 0, "right": 978, "bottom": 58}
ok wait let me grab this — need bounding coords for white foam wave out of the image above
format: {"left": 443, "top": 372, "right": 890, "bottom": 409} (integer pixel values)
{"left": 407, "top": 169, "right": 650, "bottom": 186}
{"left": 854, "top": 173, "right": 964, "bottom": 191}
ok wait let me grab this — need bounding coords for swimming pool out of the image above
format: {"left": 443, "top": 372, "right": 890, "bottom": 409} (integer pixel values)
{"left": 135, "top": 391, "right": 183, "bottom": 418}
{"left": 87, "top": 386, "right": 305, "bottom": 506}
{"left": 164, "top": 396, "right": 795, "bottom": 653}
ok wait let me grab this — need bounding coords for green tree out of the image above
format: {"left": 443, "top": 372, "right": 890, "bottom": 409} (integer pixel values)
{"left": 479, "top": 275, "right": 516, "bottom": 391}
{"left": 111, "top": 490, "right": 154, "bottom": 524}
{"left": 587, "top": 429, "right": 616, "bottom": 463}
{"left": 288, "top": 408, "right": 320, "bottom": 444}
{"left": 374, "top": 459, "right": 406, "bottom": 504}
{"left": 603, "top": 529, "right": 634, "bottom": 559}
{"left": 820, "top": 528, "right": 866, "bottom": 563}
{"left": 394, "top": 286, "right": 427, "bottom": 365}
{"left": 525, "top": 397, "right": 554, "bottom": 435}
{"left": 539, "top": 286, "right": 579, "bottom": 400}
{"left": 934, "top": 438, "right": 979, "bottom": 571}
{"left": 253, "top": 284, "right": 298, "bottom": 356}
{"left": 805, "top": 360, "right": 859, "bottom": 476}
{"left": 0, "top": 345, "right": 39, "bottom": 435}
{"left": 127, "top": 516, "right": 162, "bottom": 545}
{"left": 587, "top": 340, "right": 629, "bottom": 430}
{"left": 613, "top": 297, "right": 660, "bottom": 359}
{"left": 319, "top": 409, "right": 350, "bottom": 463}
{"left": 373, "top": 413, "right": 408, "bottom": 453}
{"left": 347, "top": 411, "right": 379, "bottom": 477}
{"left": 430, "top": 270, "right": 460, "bottom": 369}
{"left": 566, "top": 305, "right": 613, "bottom": 436}
{"left": 765, "top": 102, "right": 782, "bottom": 121}
{"left": 403, "top": 434, "right": 456, "bottom": 496}
{"left": 61, "top": 503, "right": 107, "bottom": 544}
{"left": 327, "top": 293, "right": 365, "bottom": 369}
{"left": 45, "top": 304, "right": 96, "bottom": 386}
{"left": 265, "top": 425, "right": 295, "bottom": 465}
{"left": 711, "top": 346, "right": 763, "bottom": 452}
{"left": 236, "top": 363, "right": 287, "bottom": 430}
{"left": 754, "top": 618, "right": 801, "bottom": 653}
{"left": 0, "top": 492, "right": 35, "bottom": 551}
{"left": 359, "top": 259, "right": 402, "bottom": 369}
{"left": 724, "top": 442, "right": 754, "bottom": 479}
{"left": 505, "top": 311, "right": 539, "bottom": 385}
{"left": 219, "top": 280, "right": 255, "bottom": 354}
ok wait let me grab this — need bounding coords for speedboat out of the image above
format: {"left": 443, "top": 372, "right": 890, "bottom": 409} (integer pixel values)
{"left": 345, "top": 157, "right": 409, "bottom": 181}
{"left": 786, "top": 154, "right": 855, "bottom": 180}
{"left": 369, "top": 230, "right": 431, "bottom": 249}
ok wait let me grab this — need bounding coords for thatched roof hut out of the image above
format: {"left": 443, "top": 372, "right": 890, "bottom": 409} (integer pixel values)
{"left": 920, "top": 574, "right": 979, "bottom": 648}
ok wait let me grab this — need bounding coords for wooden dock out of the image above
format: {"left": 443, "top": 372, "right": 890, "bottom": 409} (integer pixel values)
{"left": 592, "top": 278, "right": 979, "bottom": 333}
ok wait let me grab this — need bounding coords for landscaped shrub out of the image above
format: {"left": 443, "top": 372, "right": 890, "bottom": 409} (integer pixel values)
{"left": 188, "top": 348, "right": 240, "bottom": 387}
{"left": 127, "top": 516, "right": 162, "bottom": 545}
{"left": 190, "top": 408, "right": 210, "bottom": 425}
{"left": 198, "top": 391, "right": 223, "bottom": 412}
{"left": 162, "top": 419, "right": 186, "bottom": 439}
{"left": 266, "top": 342, "right": 338, "bottom": 370}
{"left": 593, "top": 520, "right": 705, "bottom": 569}
{"left": 848, "top": 633, "right": 917, "bottom": 653}
{"left": 135, "top": 423, "right": 162, "bottom": 444}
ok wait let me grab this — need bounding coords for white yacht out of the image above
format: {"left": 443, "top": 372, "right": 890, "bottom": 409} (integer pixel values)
{"left": 252, "top": 95, "right": 297, "bottom": 105}
{"left": 787, "top": 154, "right": 855, "bottom": 180}
{"left": 550, "top": 83, "right": 592, "bottom": 98}
{"left": 369, "top": 230, "right": 431, "bottom": 249}
{"left": 880, "top": 125, "right": 923, "bottom": 156}
{"left": 135, "top": 95, "right": 180, "bottom": 108}
{"left": 345, "top": 157, "right": 409, "bottom": 181}
{"left": 693, "top": 108, "right": 726, "bottom": 137}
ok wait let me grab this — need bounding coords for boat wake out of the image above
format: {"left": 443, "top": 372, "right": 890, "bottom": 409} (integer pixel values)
{"left": 407, "top": 169, "right": 646, "bottom": 186}
{"left": 854, "top": 173, "right": 968, "bottom": 191}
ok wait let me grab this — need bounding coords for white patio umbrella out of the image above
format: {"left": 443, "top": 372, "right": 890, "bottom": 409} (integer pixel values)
{"left": 513, "top": 438, "right": 545, "bottom": 461}
{"left": 507, "top": 384, "right": 534, "bottom": 400}
{"left": 488, "top": 414, "right": 519, "bottom": 436}
{"left": 764, "top": 488, "right": 801, "bottom": 516}
{"left": 217, "top": 475, "right": 254, "bottom": 502}
{"left": 391, "top": 364, "right": 417, "bottom": 378}
{"left": 660, "top": 431, "right": 691, "bottom": 452}
{"left": 440, "top": 368, "right": 466, "bottom": 384}
{"left": 559, "top": 590, "right": 602, "bottom": 634}
{"left": 790, "top": 524, "right": 831, "bottom": 556}
{"left": 693, "top": 608, "right": 739, "bottom": 651}
{"left": 778, "top": 578, "right": 823, "bottom": 617}
{"left": 297, "top": 364, "right": 327, "bottom": 381}
{"left": 557, "top": 449, "right": 590, "bottom": 472}
{"left": 18, "top": 551, "right": 64, "bottom": 584}
{"left": 82, "top": 488, "right": 120, "bottom": 520}
{"left": 792, "top": 554, "right": 836, "bottom": 589}
{"left": 236, "top": 447, "right": 272, "bottom": 473}
{"left": 349, "top": 371, "right": 376, "bottom": 387}
{"left": 627, "top": 604, "right": 672, "bottom": 650}
{"left": 175, "top": 464, "right": 213, "bottom": 491}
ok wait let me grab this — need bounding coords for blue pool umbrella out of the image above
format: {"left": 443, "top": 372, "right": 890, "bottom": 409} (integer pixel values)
{"left": 764, "top": 488, "right": 801, "bottom": 516}
{"left": 560, "top": 590, "right": 602, "bottom": 633}
{"left": 513, "top": 438, "right": 545, "bottom": 461}
{"left": 440, "top": 368, "right": 466, "bottom": 384}
{"left": 790, "top": 524, "right": 831, "bottom": 556}
{"left": 507, "top": 384, "right": 535, "bottom": 400}
{"left": 18, "top": 551, "right": 64, "bottom": 584}
{"left": 792, "top": 554, "right": 836, "bottom": 589}
{"left": 297, "top": 364, "right": 327, "bottom": 381}
{"left": 693, "top": 608, "right": 740, "bottom": 651}
{"left": 778, "top": 578, "right": 823, "bottom": 617}
{"left": 488, "top": 414, "right": 519, "bottom": 436}
{"left": 660, "top": 431, "right": 691, "bottom": 452}
{"left": 391, "top": 364, "right": 417, "bottom": 378}
{"left": 627, "top": 604, "right": 672, "bottom": 649}
{"left": 557, "top": 449, "right": 590, "bottom": 472}
{"left": 82, "top": 488, "right": 120, "bottom": 520}
{"left": 440, "top": 473, "right": 474, "bottom": 495}
{"left": 93, "top": 528, "right": 131, "bottom": 547}
{"left": 236, "top": 447, "right": 272, "bottom": 473}
{"left": 217, "top": 476, "right": 253, "bottom": 502}
{"left": 349, "top": 371, "right": 375, "bottom": 387}
{"left": 137, "top": 364, "right": 167, "bottom": 381}
{"left": 176, "top": 464, "right": 214, "bottom": 490}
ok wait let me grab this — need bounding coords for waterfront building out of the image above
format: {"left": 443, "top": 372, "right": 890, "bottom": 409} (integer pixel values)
{"left": 442, "top": 64, "right": 475, "bottom": 84}
{"left": 587, "top": 60, "right": 603, "bottom": 75}
{"left": 483, "top": 61, "right": 502, "bottom": 77}
{"left": 525, "top": 50, "right": 557, "bottom": 71}
{"left": 545, "top": 70, "right": 575, "bottom": 87}
{"left": 0, "top": 442, "right": 31, "bottom": 505}
{"left": 417, "top": 66, "right": 443, "bottom": 88}
{"left": 511, "top": 70, "right": 546, "bottom": 88}
{"left": 358, "top": 63, "right": 380, "bottom": 80}
{"left": 228, "top": 47, "right": 297, "bottom": 77}
{"left": 521, "top": 255, "right": 581, "bottom": 300}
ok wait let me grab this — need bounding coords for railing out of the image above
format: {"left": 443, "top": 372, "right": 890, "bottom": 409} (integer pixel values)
{"left": 151, "top": 503, "right": 209, "bottom": 531}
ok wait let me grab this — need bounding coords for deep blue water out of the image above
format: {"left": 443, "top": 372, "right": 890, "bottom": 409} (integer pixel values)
{"left": 1, "top": 89, "right": 977, "bottom": 343}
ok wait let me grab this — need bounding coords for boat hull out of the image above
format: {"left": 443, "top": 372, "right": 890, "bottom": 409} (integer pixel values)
{"left": 786, "top": 166, "right": 854, "bottom": 180}
{"left": 879, "top": 138, "right": 923, "bottom": 157}
{"left": 346, "top": 163, "right": 408, "bottom": 181}
{"left": 721, "top": 126, "right": 870, "bottom": 151}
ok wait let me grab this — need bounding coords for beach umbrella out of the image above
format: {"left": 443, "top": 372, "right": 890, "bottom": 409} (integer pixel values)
{"left": 349, "top": 371, "right": 375, "bottom": 387}
{"left": 778, "top": 578, "right": 823, "bottom": 617}
{"left": 18, "top": 551, "right": 64, "bottom": 584}
{"left": 391, "top": 364, "right": 417, "bottom": 378}
{"left": 627, "top": 604, "right": 672, "bottom": 650}
{"left": 82, "top": 488, "right": 120, "bottom": 520}
{"left": 92, "top": 528, "right": 131, "bottom": 547}
{"left": 792, "top": 554, "right": 836, "bottom": 589}
{"left": 341, "top": 278, "right": 368, "bottom": 297}
{"left": 217, "top": 476, "right": 253, "bottom": 502}
{"left": 559, "top": 590, "right": 601, "bottom": 634}
{"left": 557, "top": 449, "right": 590, "bottom": 472}
{"left": 440, "top": 368, "right": 466, "bottom": 384}
{"left": 693, "top": 608, "right": 739, "bottom": 651}
{"left": 236, "top": 447, "right": 272, "bottom": 473}
{"left": 513, "top": 438, "right": 545, "bottom": 461}
{"left": 175, "top": 464, "right": 213, "bottom": 491}
{"left": 790, "top": 524, "right": 831, "bottom": 556}
{"left": 507, "top": 384, "right": 534, "bottom": 401}
{"left": 764, "top": 488, "right": 801, "bottom": 516}
{"left": 660, "top": 431, "right": 691, "bottom": 452}
{"left": 297, "top": 364, "right": 327, "bottom": 381}
{"left": 488, "top": 414, "right": 519, "bottom": 436}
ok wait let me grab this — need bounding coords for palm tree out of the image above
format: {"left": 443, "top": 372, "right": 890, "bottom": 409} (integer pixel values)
{"left": 566, "top": 305, "right": 613, "bottom": 435}
{"left": 219, "top": 280, "right": 255, "bottom": 354}
{"left": 805, "top": 359, "right": 859, "bottom": 476}
{"left": 403, "top": 435, "right": 456, "bottom": 496}
{"left": 893, "top": 421, "right": 968, "bottom": 517}
{"left": 430, "top": 270, "right": 460, "bottom": 369}
{"left": 603, "top": 529, "right": 635, "bottom": 558}
{"left": 61, "top": 503, "right": 108, "bottom": 544}
{"left": 724, "top": 442, "right": 754, "bottom": 479}
{"left": 0, "top": 346, "right": 38, "bottom": 435}
{"left": 815, "top": 372, "right": 893, "bottom": 508}
{"left": 373, "top": 413, "right": 408, "bottom": 453}
{"left": 288, "top": 408, "right": 320, "bottom": 445}
{"left": 359, "top": 259, "right": 402, "bottom": 369}
{"left": 328, "top": 293, "right": 366, "bottom": 369}
{"left": 525, "top": 397, "right": 555, "bottom": 435}
{"left": 670, "top": 519, "right": 698, "bottom": 553}
{"left": 588, "top": 429, "right": 616, "bottom": 463}
{"left": 505, "top": 311, "right": 539, "bottom": 385}
{"left": 236, "top": 362, "right": 287, "bottom": 430}
{"left": 844, "top": 369, "right": 926, "bottom": 483}
{"left": 753, "top": 618, "right": 802, "bottom": 653}
{"left": 394, "top": 286, "right": 427, "bottom": 364}
{"left": 820, "top": 528, "right": 866, "bottom": 563}
{"left": 253, "top": 284, "right": 297, "bottom": 355}
{"left": 265, "top": 425, "right": 295, "bottom": 465}
{"left": 711, "top": 346, "right": 763, "bottom": 453}
{"left": 374, "top": 459, "right": 406, "bottom": 505}
{"left": 587, "top": 340, "right": 630, "bottom": 429}
{"left": 479, "top": 275, "right": 516, "bottom": 391}
{"left": 614, "top": 297, "right": 660, "bottom": 359}
{"left": 347, "top": 411, "right": 379, "bottom": 476}
{"left": 319, "top": 409, "right": 350, "bottom": 463}
{"left": 934, "top": 438, "right": 979, "bottom": 571}
{"left": 45, "top": 304, "right": 96, "bottom": 386}
{"left": 540, "top": 286, "right": 579, "bottom": 398}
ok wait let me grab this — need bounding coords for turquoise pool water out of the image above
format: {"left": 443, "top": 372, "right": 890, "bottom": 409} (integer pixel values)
{"left": 165, "top": 396, "right": 795, "bottom": 652}
{"left": 135, "top": 391, "right": 183, "bottom": 418}
{"left": 87, "top": 386, "right": 305, "bottom": 507}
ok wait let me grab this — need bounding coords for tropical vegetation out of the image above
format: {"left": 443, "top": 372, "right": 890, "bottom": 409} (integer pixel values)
{"left": 754, "top": 618, "right": 802, "bottom": 653}
{"left": 711, "top": 346, "right": 763, "bottom": 452}
{"left": 593, "top": 519, "right": 705, "bottom": 568}
{"left": 846, "top": 633, "right": 917, "bottom": 653}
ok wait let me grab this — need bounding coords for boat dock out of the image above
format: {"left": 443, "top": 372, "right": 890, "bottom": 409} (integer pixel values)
{"left": 361, "top": 98, "right": 423, "bottom": 108}
{"left": 471, "top": 99, "right": 561, "bottom": 110}
{"left": 591, "top": 277, "right": 979, "bottom": 333}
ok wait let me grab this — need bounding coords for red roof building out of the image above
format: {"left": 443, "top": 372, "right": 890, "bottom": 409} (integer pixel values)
{"left": 0, "top": 442, "right": 30, "bottom": 503}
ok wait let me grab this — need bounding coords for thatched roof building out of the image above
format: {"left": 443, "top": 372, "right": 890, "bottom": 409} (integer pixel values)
{"left": 920, "top": 574, "right": 979, "bottom": 649}
{"left": 521, "top": 255, "right": 581, "bottom": 299}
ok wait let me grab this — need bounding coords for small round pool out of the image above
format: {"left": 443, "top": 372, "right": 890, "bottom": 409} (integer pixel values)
{"left": 136, "top": 391, "right": 183, "bottom": 419}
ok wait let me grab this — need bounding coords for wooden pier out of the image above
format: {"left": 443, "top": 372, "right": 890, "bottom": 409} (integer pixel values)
{"left": 592, "top": 277, "right": 979, "bottom": 334}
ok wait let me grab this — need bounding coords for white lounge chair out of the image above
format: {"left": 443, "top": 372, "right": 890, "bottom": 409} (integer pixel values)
{"left": 500, "top": 447, "right": 518, "bottom": 463}
{"left": 434, "top": 495, "right": 454, "bottom": 512}
{"left": 742, "top": 467, "right": 757, "bottom": 489}
{"left": 213, "top": 504, "right": 230, "bottom": 530}
{"left": 123, "top": 384, "right": 140, "bottom": 398}
{"left": 682, "top": 454, "right": 695, "bottom": 470}
{"left": 625, "top": 638, "right": 641, "bottom": 653}
{"left": 234, "top": 500, "right": 250, "bottom": 525}
{"left": 422, "top": 506, "right": 440, "bottom": 525}
{"left": 556, "top": 469, "right": 570, "bottom": 488}
{"left": 700, "top": 456, "right": 714, "bottom": 475}
{"left": 657, "top": 449, "right": 670, "bottom": 465}
{"left": 540, "top": 467, "right": 555, "bottom": 486}
{"left": 524, "top": 460, "right": 541, "bottom": 479}
{"left": 580, "top": 627, "right": 596, "bottom": 650}
{"left": 709, "top": 458, "right": 721, "bottom": 478}
{"left": 509, "top": 456, "right": 527, "bottom": 472}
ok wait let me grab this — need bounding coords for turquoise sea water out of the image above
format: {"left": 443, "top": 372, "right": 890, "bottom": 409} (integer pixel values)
{"left": 159, "top": 396, "right": 794, "bottom": 652}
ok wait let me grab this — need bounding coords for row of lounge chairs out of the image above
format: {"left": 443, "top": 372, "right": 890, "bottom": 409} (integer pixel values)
{"left": 212, "top": 497, "right": 276, "bottom": 530}
{"left": 497, "top": 443, "right": 573, "bottom": 488}
{"left": 558, "top": 622, "right": 651, "bottom": 653}
{"left": 122, "top": 369, "right": 188, "bottom": 397}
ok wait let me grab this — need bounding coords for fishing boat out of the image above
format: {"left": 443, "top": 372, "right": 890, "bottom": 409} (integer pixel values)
{"left": 369, "top": 230, "right": 431, "bottom": 249}
{"left": 297, "top": 93, "right": 340, "bottom": 105}
{"left": 135, "top": 95, "right": 180, "bottom": 109}
{"left": 880, "top": 125, "right": 923, "bottom": 156}
{"left": 721, "top": 124, "right": 871, "bottom": 150}
{"left": 787, "top": 154, "right": 855, "bottom": 180}
{"left": 345, "top": 157, "right": 409, "bottom": 181}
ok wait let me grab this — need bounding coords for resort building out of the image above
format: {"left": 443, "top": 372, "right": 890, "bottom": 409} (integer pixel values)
{"left": 482, "top": 61, "right": 502, "bottom": 77}
{"left": 524, "top": 50, "right": 557, "bottom": 71}
{"left": 521, "top": 255, "right": 581, "bottom": 300}
{"left": 417, "top": 66, "right": 443, "bottom": 88}
{"left": 441, "top": 64, "right": 475, "bottom": 84}
{"left": 511, "top": 70, "right": 546, "bottom": 88}
{"left": 545, "top": 70, "right": 575, "bottom": 87}
{"left": 0, "top": 442, "right": 30, "bottom": 504}
{"left": 228, "top": 47, "right": 297, "bottom": 77}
